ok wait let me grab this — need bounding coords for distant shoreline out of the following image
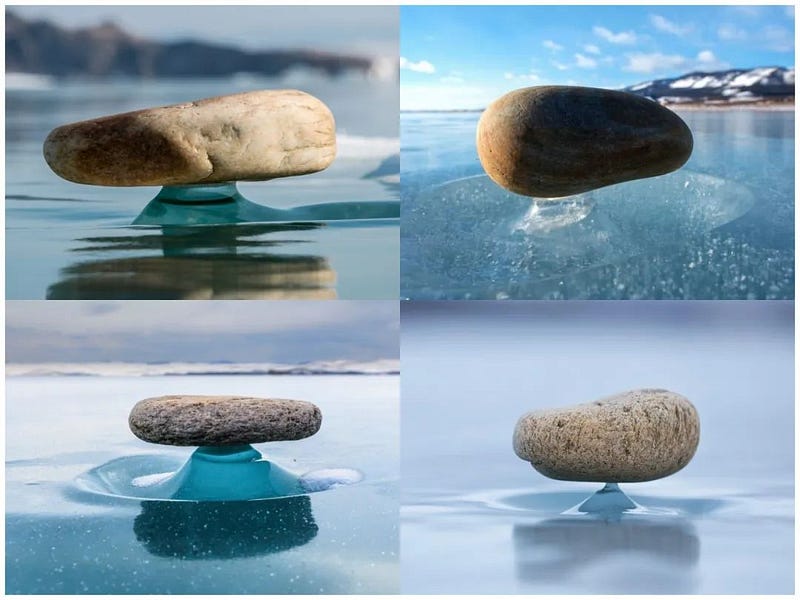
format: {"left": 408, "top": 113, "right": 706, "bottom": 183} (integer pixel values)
{"left": 669, "top": 100, "right": 794, "bottom": 111}
{"left": 402, "top": 100, "right": 795, "bottom": 114}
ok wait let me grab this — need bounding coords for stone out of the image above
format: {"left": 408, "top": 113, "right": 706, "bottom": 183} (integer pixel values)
{"left": 129, "top": 395, "right": 322, "bottom": 446}
{"left": 43, "top": 90, "right": 336, "bottom": 186}
{"left": 476, "top": 86, "right": 693, "bottom": 197}
{"left": 513, "top": 389, "right": 699, "bottom": 482}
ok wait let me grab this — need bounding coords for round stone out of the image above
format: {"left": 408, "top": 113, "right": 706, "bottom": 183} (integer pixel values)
{"left": 43, "top": 89, "right": 336, "bottom": 186}
{"left": 513, "top": 389, "right": 699, "bottom": 483}
{"left": 129, "top": 395, "right": 322, "bottom": 446}
{"left": 476, "top": 86, "right": 693, "bottom": 197}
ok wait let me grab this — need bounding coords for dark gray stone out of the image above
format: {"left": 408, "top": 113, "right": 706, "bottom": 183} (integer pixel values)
{"left": 477, "top": 86, "right": 693, "bottom": 197}
{"left": 129, "top": 395, "right": 322, "bottom": 446}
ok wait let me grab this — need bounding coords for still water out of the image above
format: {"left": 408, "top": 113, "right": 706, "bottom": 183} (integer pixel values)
{"left": 401, "top": 109, "right": 794, "bottom": 299}
{"left": 6, "top": 375, "right": 399, "bottom": 594}
{"left": 6, "top": 77, "right": 399, "bottom": 299}
{"left": 401, "top": 302, "right": 793, "bottom": 594}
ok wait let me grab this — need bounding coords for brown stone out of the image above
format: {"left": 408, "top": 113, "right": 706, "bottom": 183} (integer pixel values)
{"left": 513, "top": 389, "right": 699, "bottom": 482}
{"left": 129, "top": 395, "right": 322, "bottom": 446}
{"left": 43, "top": 90, "right": 336, "bottom": 186}
{"left": 476, "top": 86, "right": 693, "bottom": 197}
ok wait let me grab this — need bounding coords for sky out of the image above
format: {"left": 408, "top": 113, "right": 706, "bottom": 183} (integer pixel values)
{"left": 8, "top": 5, "right": 398, "bottom": 57}
{"left": 6, "top": 301, "right": 399, "bottom": 363}
{"left": 401, "top": 5, "right": 795, "bottom": 110}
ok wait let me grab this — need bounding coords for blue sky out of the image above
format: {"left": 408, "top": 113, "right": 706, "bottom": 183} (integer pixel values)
{"left": 6, "top": 301, "right": 399, "bottom": 363}
{"left": 401, "top": 5, "right": 794, "bottom": 110}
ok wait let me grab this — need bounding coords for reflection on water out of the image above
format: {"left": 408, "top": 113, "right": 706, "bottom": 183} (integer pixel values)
{"left": 514, "top": 517, "right": 700, "bottom": 594}
{"left": 134, "top": 193, "right": 400, "bottom": 226}
{"left": 47, "top": 222, "right": 337, "bottom": 299}
{"left": 47, "top": 254, "right": 336, "bottom": 299}
{"left": 134, "top": 495, "right": 318, "bottom": 560}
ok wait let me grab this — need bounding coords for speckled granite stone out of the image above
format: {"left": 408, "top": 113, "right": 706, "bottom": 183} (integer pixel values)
{"left": 513, "top": 389, "right": 699, "bottom": 482}
{"left": 129, "top": 395, "right": 322, "bottom": 446}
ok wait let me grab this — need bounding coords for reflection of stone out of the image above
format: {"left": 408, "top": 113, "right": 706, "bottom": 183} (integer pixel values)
{"left": 72, "top": 222, "right": 322, "bottom": 253}
{"left": 46, "top": 253, "right": 337, "bottom": 299}
{"left": 44, "top": 90, "right": 336, "bottom": 186}
{"left": 514, "top": 517, "right": 699, "bottom": 593}
{"left": 134, "top": 495, "right": 318, "bottom": 560}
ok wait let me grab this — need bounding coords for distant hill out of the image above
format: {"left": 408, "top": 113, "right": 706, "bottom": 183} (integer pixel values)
{"left": 5, "top": 10, "right": 377, "bottom": 79}
{"left": 625, "top": 66, "right": 794, "bottom": 105}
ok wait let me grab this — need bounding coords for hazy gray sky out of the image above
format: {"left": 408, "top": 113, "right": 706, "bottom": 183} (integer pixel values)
{"left": 9, "top": 5, "right": 398, "bottom": 56}
{"left": 6, "top": 301, "right": 399, "bottom": 363}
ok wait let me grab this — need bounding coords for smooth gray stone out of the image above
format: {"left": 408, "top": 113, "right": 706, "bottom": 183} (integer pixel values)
{"left": 44, "top": 90, "right": 336, "bottom": 186}
{"left": 477, "top": 86, "right": 693, "bottom": 197}
{"left": 129, "top": 395, "right": 322, "bottom": 446}
{"left": 513, "top": 389, "right": 699, "bottom": 482}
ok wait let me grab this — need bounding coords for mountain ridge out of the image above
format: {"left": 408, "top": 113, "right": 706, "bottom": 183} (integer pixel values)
{"left": 625, "top": 66, "right": 794, "bottom": 105}
{"left": 5, "top": 10, "right": 379, "bottom": 79}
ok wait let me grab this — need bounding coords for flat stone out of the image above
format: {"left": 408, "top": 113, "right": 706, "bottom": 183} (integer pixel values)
{"left": 44, "top": 90, "right": 336, "bottom": 186}
{"left": 476, "top": 86, "right": 693, "bottom": 197}
{"left": 129, "top": 395, "right": 322, "bottom": 446}
{"left": 513, "top": 389, "right": 699, "bottom": 482}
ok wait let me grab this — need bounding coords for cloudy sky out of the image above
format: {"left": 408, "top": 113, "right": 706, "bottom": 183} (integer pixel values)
{"left": 9, "top": 5, "right": 398, "bottom": 57}
{"left": 6, "top": 301, "right": 399, "bottom": 363}
{"left": 401, "top": 5, "right": 794, "bottom": 110}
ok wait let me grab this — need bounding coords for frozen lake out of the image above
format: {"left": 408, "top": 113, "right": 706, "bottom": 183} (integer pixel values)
{"left": 401, "top": 110, "right": 794, "bottom": 299}
{"left": 6, "top": 77, "right": 400, "bottom": 300}
{"left": 400, "top": 301, "right": 793, "bottom": 594}
{"left": 6, "top": 374, "right": 399, "bottom": 594}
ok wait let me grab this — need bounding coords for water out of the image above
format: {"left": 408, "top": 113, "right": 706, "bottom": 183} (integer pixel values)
{"left": 400, "top": 301, "right": 793, "bottom": 594}
{"left": 6, "top": 77, "right": 400, "bottom": 299}
{"left": 6, "top": 375, "right": 399, "bottom": 594}
{"left": 400, "top": 110, "right": 794, "bottom": 299}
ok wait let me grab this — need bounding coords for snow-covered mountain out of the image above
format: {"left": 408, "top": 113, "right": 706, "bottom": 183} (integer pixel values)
{"left": 625, "top": 66, "right": 794, "bottom": 105}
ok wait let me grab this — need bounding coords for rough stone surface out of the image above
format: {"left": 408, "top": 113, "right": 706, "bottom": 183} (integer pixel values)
{"left": 476, "top": 86, "right": 693, "bottom": 197}
{"left": 513, "top": 389, "right": 699, "bottom": 482}
{"left": 129, "top": 395, "right": 322, "bottom": 446}
{"left": 44, "top": 90, "right": 336, "bottom": 186}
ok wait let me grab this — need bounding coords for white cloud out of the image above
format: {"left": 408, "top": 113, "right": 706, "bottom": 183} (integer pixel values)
{"left": 650, "top": 14, "right": 692, "bottom": 36}
{"left": 583, "top": 44, "right": 601, "bottom": 55}
{"left": 399, "top": 56, "right": 435, "bottom": 74}
{"left": 574, "top": 53, "right": 598, "bottom": 69}
{"left": 401, "top": 83, "right": 502, "bottom": 111}
{"left": 504, "top": 71, "right": 541, "bottom": 82}
{"left": 717, "top": 23, "right": 748, "bottom": 41}
{"left": 593, "top": 25, "right": 637, "bottom": 44}
{"left": 718, "top": 22, "right": 793, "bottom": 52}
{"left": 6, "top": 301, "right": 397, "bottom": 337}
{"left": 730, "top": 6, "right": 763, "bottom": 17}
{"left": 623, "top": 52, "right": 687, "bottom": 74}
{"left": 542, "top": 39, "right": 563, "bottom": 51}
{"left": 551, "top": 60, "right": 569, "bottom": 71}
{"left": 762, "top": 25, "right": 793, "bottom": 52}
{"left": 440, "top": 75, "right": 465, "bottom": 84}
{"left": 695, "top": 50, "right": 730, "bottom": 71}
{"left": 623, "top": 50, "right": 730, "bottom": 75}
